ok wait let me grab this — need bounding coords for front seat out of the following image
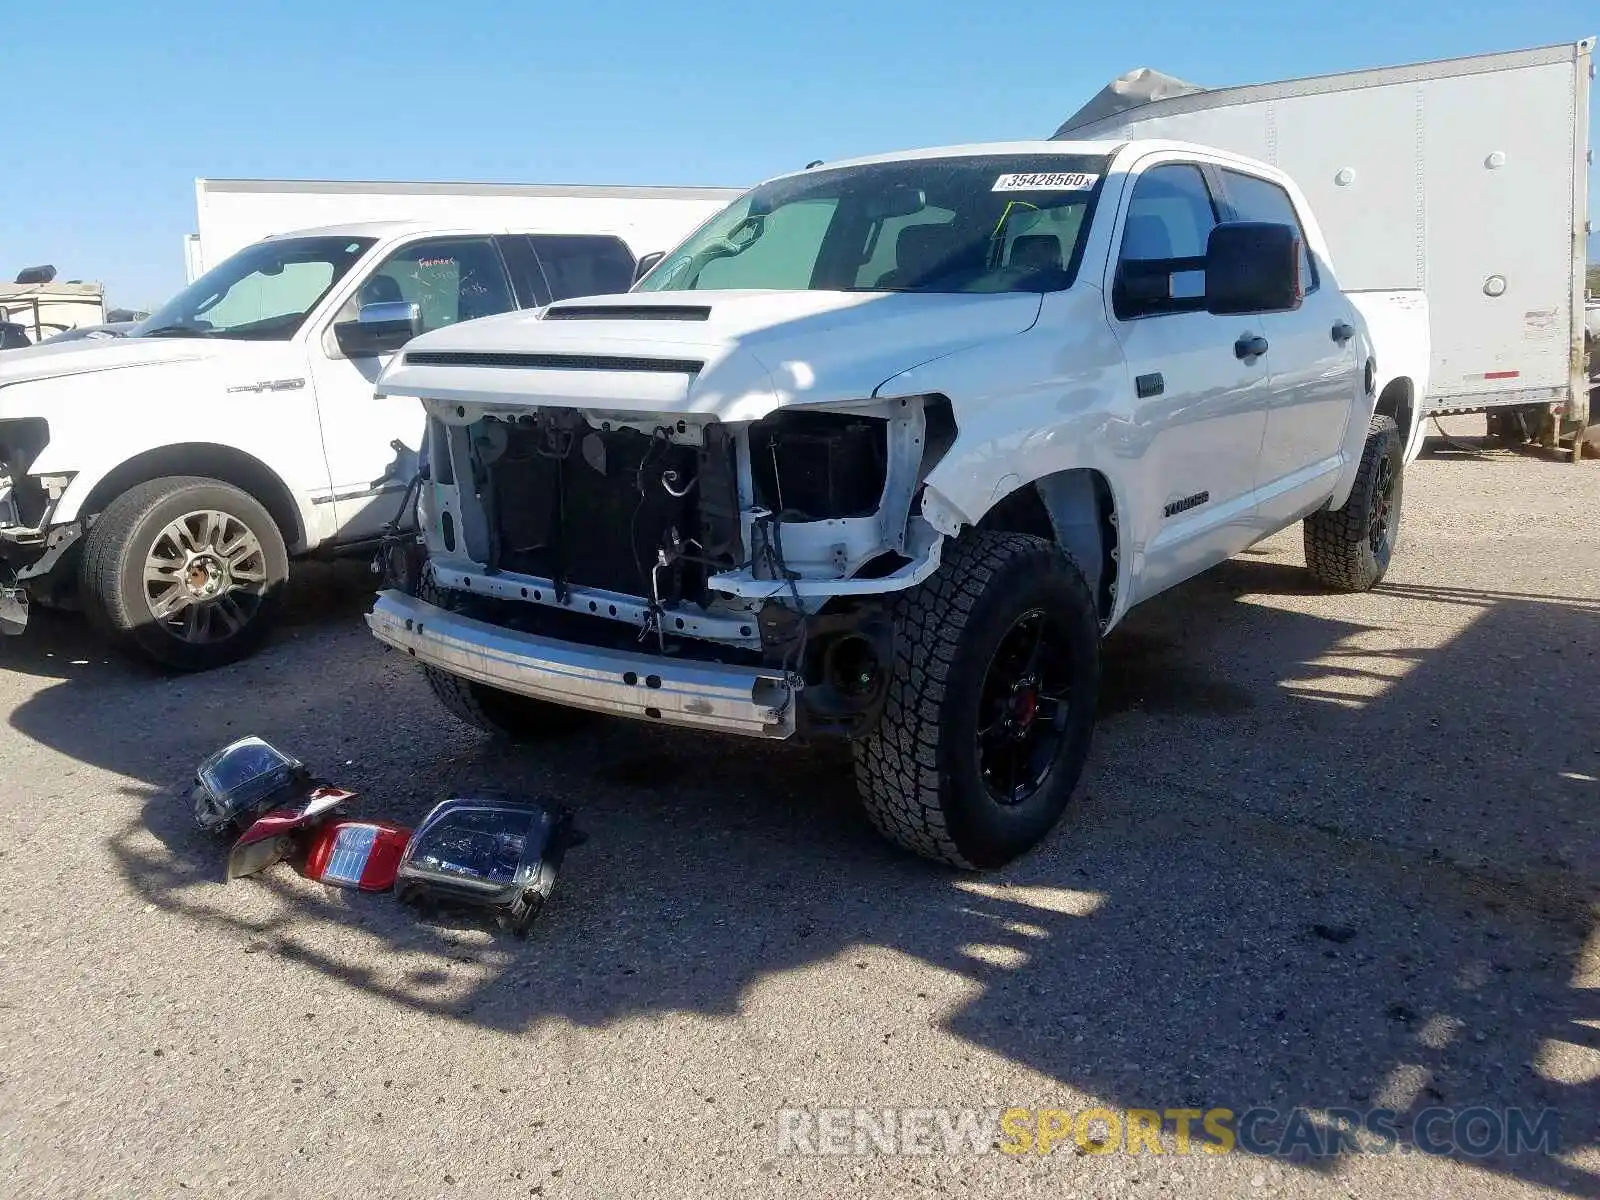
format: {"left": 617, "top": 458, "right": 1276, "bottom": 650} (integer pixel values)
{"left": 1009, "top": 233, "right": 1063, "bottom": 272}
{"left": 877, "top": 224, "right": 962, "bottom": 289}
{"left": 359, "top": 274, "right": 406, "bottom": 306}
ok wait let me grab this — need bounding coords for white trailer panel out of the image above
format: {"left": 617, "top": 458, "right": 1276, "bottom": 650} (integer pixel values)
{"left": 1057, "top": 40, "right": 1594, "bottom": 424}
{"left": 190, "top": 179, "right": 742, "bottom": 280}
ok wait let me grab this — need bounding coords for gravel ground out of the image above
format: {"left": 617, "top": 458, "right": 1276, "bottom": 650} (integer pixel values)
{"left": 1, "top": 422, "right": 1597, "bottom": 1199}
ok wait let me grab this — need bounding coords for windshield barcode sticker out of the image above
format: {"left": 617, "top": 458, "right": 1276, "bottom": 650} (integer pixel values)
{"left": 992, "top": 172, "right": 1099, "bottom": 192}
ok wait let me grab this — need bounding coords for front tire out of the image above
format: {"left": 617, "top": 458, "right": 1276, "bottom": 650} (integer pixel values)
{"left": 1303, "top": 415, "right": 1403, "bottom": 593}
{"left": 422, "top": 667, "right": 593, "bottom": 742}
{"left": 853, "top": 531, "right": 1101, "bottom": 869}
{"left": 79, "top": 476, "right": 288, "bottom": 671}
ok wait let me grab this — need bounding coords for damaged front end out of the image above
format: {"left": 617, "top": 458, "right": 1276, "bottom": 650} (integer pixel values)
{"left": 372, "top": 393, "right": 955, "bottom": 740}
{"left": 0, "top": 417, "right": 77, "bottom": 635}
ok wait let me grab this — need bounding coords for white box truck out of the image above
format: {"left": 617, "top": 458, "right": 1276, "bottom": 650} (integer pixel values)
{"left": 1055, "top": 38, "right": 1595, "bottom": 457}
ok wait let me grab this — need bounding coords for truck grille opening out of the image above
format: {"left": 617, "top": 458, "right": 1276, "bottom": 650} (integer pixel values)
{"left": 486, "top": 416, "right": 740, "bottom": 603}
{"left": 749, "top": 411, "right": 888, "bottom": 520}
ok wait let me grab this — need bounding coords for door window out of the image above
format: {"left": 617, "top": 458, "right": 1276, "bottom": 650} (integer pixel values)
{"left": 346, "top": 237, "right": 515, "bottom": 334}
{"left": 1220, "top": 169, "right": 1318, "bottom": 293}
{"left": 1114, "top": 163, "right": 1219, "bottom": 318}
{"left": 529, "top": 235, "right": 636, "bottom": 302}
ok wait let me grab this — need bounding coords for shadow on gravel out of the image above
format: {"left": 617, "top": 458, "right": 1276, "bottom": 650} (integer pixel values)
{"left": 7, "top": 553, "right": 1600, "bottom": 1195}
{"left": 1419, "top": 427, "right": 1585, "bottom": 465}
{"left": 0, "top": 559, "right": 377, "bottom": 681}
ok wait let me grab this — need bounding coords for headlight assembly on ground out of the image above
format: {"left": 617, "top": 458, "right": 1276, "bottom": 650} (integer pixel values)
{"left": 189, "top": 736, "right": 574, "bottom": 933}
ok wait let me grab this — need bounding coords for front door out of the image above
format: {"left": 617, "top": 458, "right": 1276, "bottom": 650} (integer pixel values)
{"left": 1106, "top": 160, "right": 1272, "bottom": 602}
{"left": 1216, "top": 167, "right": 1360, "bottom": 524}
{"left": 308, "top": 235, "right": 519, "bottom": 543}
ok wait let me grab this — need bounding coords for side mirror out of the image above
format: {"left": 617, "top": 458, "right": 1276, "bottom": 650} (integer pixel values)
{"left": 632, "top": 251, "right": 666, "bottom": 285}
{"left": 334, "top": 301, "right": 422, "bottom": 358}
{"left": 1114, "top": 259, "right": 1180, "bottom": 317}
{"left": 1205, "top": 222, "right": 1301, "bottom": 315}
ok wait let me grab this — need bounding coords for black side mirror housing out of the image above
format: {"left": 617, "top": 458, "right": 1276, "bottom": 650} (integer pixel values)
{"left": 1114, "top": 258, "right": 1185, "bottom": 318}
{"left": 631, "top": 251, "right": 666, "bottom": 286}
{"left": 334, "top": 301, "right": 422, "bottom": 358}
{"left": 1205, "top": 222, "right": 1302, "bottom": 315}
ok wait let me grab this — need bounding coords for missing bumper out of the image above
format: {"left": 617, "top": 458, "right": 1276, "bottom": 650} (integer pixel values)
{"left": 759, "top": 601, "right": 896, "bottom": 739}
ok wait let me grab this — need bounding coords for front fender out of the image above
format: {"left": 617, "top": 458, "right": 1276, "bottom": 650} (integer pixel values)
{"left": 9, "top": 362, "right": 324, "bottom": 545}
{"left": 878, "top": 286, "right": 1141, "bottom": 626}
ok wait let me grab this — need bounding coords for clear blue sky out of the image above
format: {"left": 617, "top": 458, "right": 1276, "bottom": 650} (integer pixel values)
{"left": 3, "top": 0, "right": 1594, "bottom": 309}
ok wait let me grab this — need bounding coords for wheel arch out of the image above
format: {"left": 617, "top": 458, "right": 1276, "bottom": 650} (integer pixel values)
{"left": 976, "top": 467, "right": 1120, "bottom": 627}
{"left": 1373, "top": 376, "right": 1420, "bottom": 460}
{"left": 63, "top": 443, "right": 308, "bottom": 552}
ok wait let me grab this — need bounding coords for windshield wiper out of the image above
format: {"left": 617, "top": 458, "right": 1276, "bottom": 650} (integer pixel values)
{"left": 138, "top": 325, "right": 211, "bottom": 338}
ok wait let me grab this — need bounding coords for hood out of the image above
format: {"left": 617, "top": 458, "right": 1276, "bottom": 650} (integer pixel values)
{"left": 377, "top": 289, "right": 1043, "bottom": 422}
{"left": 0, "top": 335, "right": 217, "bottom": 390}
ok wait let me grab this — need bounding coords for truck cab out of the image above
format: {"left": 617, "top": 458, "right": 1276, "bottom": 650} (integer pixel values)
{"left": 366, "top": 139, "right": 1415, "bottom": 869}
{"left": 0, "top": 221, "right": 640, "bottom": 664}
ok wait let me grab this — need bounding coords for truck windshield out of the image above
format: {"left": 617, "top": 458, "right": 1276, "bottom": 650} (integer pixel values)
{"left": 637, "top": 154, "right": 1109, "bottom": 295}
{"left": 133, "top": 236, "right": 375, "bottom": 341}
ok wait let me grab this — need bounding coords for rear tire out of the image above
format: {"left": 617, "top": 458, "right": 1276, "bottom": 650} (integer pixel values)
{"left": 416, "top": 574, "right": 592, "bottom": 741}
{"left": 1303, "top": 415, "right": 1403, "bottom": 593}
{"left": 79, "top": 476, "right": 288, "bottom": 671}
{"left": 853, "top": 531, "right": 1101, "bottom": 869}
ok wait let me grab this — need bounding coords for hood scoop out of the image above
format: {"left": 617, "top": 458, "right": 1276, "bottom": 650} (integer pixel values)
{"left": 404, "top": 349, "right": 703, "bottom": 376}
{"left": 543, "top": 303, "right": 712, "bottom": 322}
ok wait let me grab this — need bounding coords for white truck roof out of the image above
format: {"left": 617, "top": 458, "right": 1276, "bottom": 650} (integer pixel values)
{"left": 259, "top": 218, "right": 649, "bottom": 243}
{"left": 763, "top": 138, "right": 1295, "bottom": 187}
{"left": 189, "top": 178, "right": 744, "bottom": 280}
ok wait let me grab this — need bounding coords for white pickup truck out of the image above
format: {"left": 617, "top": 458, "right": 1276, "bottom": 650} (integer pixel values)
{"left": 366, "top": 138, "right": 1420, "bottom": 868}
{"left": 0, "top": 221, "right": 662, "bottom": 665}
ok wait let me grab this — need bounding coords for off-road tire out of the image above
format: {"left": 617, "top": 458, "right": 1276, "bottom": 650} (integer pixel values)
{"left": 80, "top": 476, "right": 288, "bottom": 671}
{"left": 853, "top": 531, "right": 1101, "bottom": 869}
{"left": 1303, "top": 415, "right": 1403, "bottom": 593}
{"left": 416, "top": 575, "right": 592, "bottom": 741}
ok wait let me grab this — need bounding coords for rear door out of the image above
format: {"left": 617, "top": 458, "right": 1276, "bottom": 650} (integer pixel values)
{"left": 1105, "top": 158, "right": 1273, "bottom": 601}
{"left": 527, "top": 235, "right": 637, "bottom": 302}
{"left": 1216, "top": 167, "right": 1360, "bottom": 521}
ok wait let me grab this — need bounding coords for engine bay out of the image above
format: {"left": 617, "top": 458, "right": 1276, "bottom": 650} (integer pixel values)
{"left": 415, "top": 396, "right": 950, "bottom": 736}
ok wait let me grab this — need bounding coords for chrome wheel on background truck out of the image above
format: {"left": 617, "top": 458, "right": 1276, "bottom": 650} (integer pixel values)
{"left": 79, "top": 476, "right": 288, "bottom": 671}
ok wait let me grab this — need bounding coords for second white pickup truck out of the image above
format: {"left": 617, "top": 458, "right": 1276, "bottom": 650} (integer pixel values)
{"left": 368, "top": 138, "right": 1420, "bottom": 868}
{"left": 0, "top": 214, "right": 721, "bottom": 664}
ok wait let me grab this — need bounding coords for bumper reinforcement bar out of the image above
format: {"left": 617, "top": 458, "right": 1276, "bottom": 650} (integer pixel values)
{"left": 366, "top": 590, "right": 797, "bottom": 739}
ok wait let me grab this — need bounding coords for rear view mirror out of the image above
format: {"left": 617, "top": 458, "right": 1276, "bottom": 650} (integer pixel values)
{"left": 1205, "top": 222, "right": 1301, "bottom": 315}
{"left": 862, "top": 184, "right": 926, "bottom": 221}
{"left": 632, "top": 251, "right": 665, "bottom": 285}
{"left": 334, "top": 300, "right": 422, "bottom": 358}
